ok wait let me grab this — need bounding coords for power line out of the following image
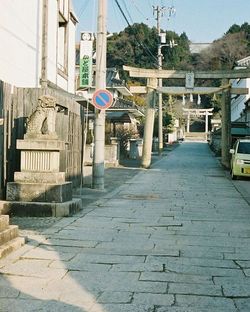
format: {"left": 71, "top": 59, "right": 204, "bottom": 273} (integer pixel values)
{"left": 111, "top": 0, "right": 124, "bottom": 32}
{"left": 78, "top": 0, "right": 91, "bottom": 19}
{"left": 130, "top": 0, "right": 151, "bottom": 22}
{"left": 114, "top": 0, "right": 158, "bottom": 67}
{"left": 114, "top": 0, "right": 131, "bottom": 27}
{"left": 121, "top": 0, "right": 133, "bottom": 25}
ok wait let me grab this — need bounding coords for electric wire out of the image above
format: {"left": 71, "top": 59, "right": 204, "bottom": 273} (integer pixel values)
{"left": 91, "top": 0, "right": 97, "bottom": 32}
{"left": 146, "top": 0, "right": 153, "bottom": 12}
{"left": 130, "top": 0, "right": 151, "bottom": 22}
{"left": 120, "top": 0, "right": 134, "bottom": 25}
{"left": 110, "top": 0, "right": 124, "bottom": 33}
{"left": 78, "top": 0, "right": 91, "bottom": 19}
{"left": 114, "top": 0, "right": 158, "bottom": 67}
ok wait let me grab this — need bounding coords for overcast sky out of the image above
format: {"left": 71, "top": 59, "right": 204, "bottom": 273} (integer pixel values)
{"left": 72, "top": 0, "right": 250, "bottom": 43}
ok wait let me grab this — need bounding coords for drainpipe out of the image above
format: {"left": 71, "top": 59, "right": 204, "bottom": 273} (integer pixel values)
{"left": 41, "top": 0, "right": 48, "bottom": 88}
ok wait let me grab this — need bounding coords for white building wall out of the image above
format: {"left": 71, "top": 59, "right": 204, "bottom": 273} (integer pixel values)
{"left": 67, "top": 17, "right": 77, "bottom": 93}
{"left": 0, "top": 0, "right": 41, "bottom": 87}
{"left": 47, "top": 0, "right": 58, "bottom": 85}
{"left": 0, "top": 0, "right": 76, "bottom": 93}
{"left": 231, "top": 78, "right": 250, "bottom": 122}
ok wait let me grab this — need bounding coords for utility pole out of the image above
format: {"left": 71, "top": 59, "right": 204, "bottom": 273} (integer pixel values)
{"left": 153, "top": 6, "right": 164, "bottom": 154}
{"left": 41, "top": 0, "right": 48, "bottom": 88}
{"left": 153, "top": 5, "right": 176, "bottom": 154}
{"left": 92, "top": 0, "right": 107, "bottom": 189}
{"left": 221, "top": 79, "right": 231, "bottom": 168}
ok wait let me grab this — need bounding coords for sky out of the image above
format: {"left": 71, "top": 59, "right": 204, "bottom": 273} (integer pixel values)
{"left": 72, "top": 0, "right": 250, "bottom": 43}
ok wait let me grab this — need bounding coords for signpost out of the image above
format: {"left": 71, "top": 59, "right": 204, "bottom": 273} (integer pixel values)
{"left": 80, "top": 32, "right": 94, "bottom": 88}
{"left": 92, "top": 89, "right": 113, "bottom": 110}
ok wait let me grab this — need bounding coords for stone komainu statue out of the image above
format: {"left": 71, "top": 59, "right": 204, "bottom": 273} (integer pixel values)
{"left": 26, "top": 95, "right": 58, "bottom": 137}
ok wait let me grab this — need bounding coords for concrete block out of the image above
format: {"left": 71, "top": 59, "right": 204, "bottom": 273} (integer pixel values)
{"left": 16, "top": 139, "right": 65, "bottom": 151}
{"left": 45, "top": 182, "right": 72, "bottom": 202}
{"left": 0, "top": 237, "right": 25, "bottom": 259}
{"left": 6, "top": 182, "right": 72, "bottom": 203}
{"left": 53, "top": 198, "right": 82, "bottom": 217}
{"left": 14, "top": 172, "right": 66, "bottom": 183}
{"left": 0, "top": 225, "right": 19, "bottom": 245}
{"left": 0, "top": 198, "right": 82, "bottom": 217}
{"left": 0, "top": 215, "right": 9, "bottom": 231}
{"left": 20, "top": 150, "right": 60, "bottom": 172}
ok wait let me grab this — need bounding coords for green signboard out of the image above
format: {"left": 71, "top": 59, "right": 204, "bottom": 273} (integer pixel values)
{"left": 80, "top": 56, "right": 92, "bottom": 87}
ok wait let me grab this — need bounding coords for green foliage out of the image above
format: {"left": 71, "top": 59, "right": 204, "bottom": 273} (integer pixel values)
{"left": 163, "top": 32, "right": 192, "bottom": 70}
{"left": 107, "top": 23, "right": 158, "bottom": 71}
{"left": 106, "top": 21, "right": 250, "bottom": 127}
{"left": 107, "top": 23, "right": 191, "bottom": 73}
{"left": 116, "top": 127, "right": 139, "bottom": 157}
{"left": 154, "top": 111, "right": 174, "bottom": 136}
{"left": 194, "top": 22, "right": 250, "bottom": 71}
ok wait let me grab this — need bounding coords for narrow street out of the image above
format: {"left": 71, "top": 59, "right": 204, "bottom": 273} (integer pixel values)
{"left": 1, "top": 142, "right": 250, "bottom": 311}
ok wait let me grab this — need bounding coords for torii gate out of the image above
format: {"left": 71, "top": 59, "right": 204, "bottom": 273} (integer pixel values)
{"left": 123, "top": 65, "right": 250, "bottom": 168}
{"left": 182, "top": 108, "right": 214, "bottom": 134}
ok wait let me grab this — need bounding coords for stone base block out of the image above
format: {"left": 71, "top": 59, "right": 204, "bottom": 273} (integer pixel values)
{"left": 0, "top": 215, "right": 10, "bottom": 232}
{"left": 0, "top": 225, "right": 19, "bottom": 245}
{"left": 17, "top": 139, "right": 65, "bottom": 150}
{"left": 0, "top": 198, "right": 82, "bottom": 217}
{"left": 0, "top": 237, "right": 25, "bottom": 259}
{"left": 6, "top": 182, "right": 72, "bottom": 203}
{"left": 14, "top": 172, "right": 66, "bottom": 184}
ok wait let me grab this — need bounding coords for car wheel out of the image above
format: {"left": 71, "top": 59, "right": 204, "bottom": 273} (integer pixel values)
{"left": 231, "top": 170, "right": 237, "bottom": 180}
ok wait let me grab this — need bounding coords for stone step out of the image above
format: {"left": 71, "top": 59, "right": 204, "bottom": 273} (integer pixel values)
{"left": 0, "top": 237, "right": 25, "bottom": 259}
{"left": 185, "top": 132, "right": 207, "bottom": 141}
{"left": 0, "top": 215, "right": 10, "bottom": 231}
{"left": 0, "top": 225, "right": 19, "bottom": 245}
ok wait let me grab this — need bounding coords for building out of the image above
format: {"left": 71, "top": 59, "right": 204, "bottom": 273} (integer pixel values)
{"left": 0, "top": 0, "right": 77, "bottom": 92}
{"left": 231, "top": 56, "right": 250, "bottom": 124}
{"left": 0, "top": 0, "right": 84, "bottom": 197}
{"left": 189, "top": 43, "right": 211, "bottom": 54}
{"left": 230, "top": 56, "right": 250, "bottom": 142}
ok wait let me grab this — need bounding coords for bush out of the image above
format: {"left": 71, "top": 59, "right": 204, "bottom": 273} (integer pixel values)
{"left": 116, "top": 127, "right": 139, "bottom": 157}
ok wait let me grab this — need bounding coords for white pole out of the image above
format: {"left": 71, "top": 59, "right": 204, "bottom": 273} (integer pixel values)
{"left": 156, "top": 6, "right": 163, "bottom": 154}
{"left": 187, "top": 112, "right": 190, "bottom": 133}
{"left": 92, "top": 0, "right": 107, "bottom": 189}
{"left": 205, "top": 111, "right": 209, "bottom": 133}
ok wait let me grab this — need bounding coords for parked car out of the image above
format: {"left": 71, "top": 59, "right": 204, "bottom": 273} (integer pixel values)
{"left": 230, "top": 138, "right": 250, "bottom": 180}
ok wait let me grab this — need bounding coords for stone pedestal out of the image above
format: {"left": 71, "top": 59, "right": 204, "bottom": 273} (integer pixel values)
{"left": 4, "top": 138, "right": 81, "bottom": 217}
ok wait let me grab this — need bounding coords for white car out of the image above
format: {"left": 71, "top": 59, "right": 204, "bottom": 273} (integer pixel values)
{"left": 230, "top": 138, "right": 250, "bottom": 180}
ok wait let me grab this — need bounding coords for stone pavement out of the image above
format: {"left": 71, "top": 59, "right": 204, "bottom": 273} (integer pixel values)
{"left": 1, "top": 142, "right": 250, "bottom": 311}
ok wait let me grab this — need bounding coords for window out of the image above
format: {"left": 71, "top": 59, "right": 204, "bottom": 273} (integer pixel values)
{"left": 237, "top": 142, "right": 250, "bottom": 154}
{"left": 57, "top": 0, "right": 69, "bottom": 75}
{"left": 59, "top": 0, "right": 69, "bottom": 20}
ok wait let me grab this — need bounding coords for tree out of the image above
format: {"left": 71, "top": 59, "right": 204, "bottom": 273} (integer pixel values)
{"left": 163, "top": 32, "right": 192, "bottom": 70}
{"left": 194, "top": 23, "right": 250, "bottom": 71}
{"left": 107, "top": 23, "right": 192, "bottom": 72}
{"left": 107, "top": 23, "right": 158, "bottom": 70}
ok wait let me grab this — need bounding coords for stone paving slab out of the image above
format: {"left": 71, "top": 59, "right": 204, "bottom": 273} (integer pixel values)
{"left": 139, "top": 271, "right": 213, "bottom": 284}
{"left": 175, "top": 294, "right": 236, "bottom": 311}
{"left": 1, "top": 142, "right": 250, "bottom": 311}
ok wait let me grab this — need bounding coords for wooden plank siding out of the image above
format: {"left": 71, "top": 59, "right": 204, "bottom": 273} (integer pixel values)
{"left": 0, "top": 81, "right": 84, "bottom": 198}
